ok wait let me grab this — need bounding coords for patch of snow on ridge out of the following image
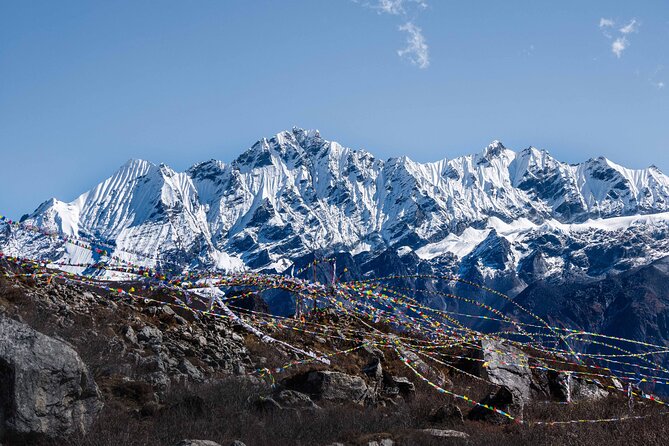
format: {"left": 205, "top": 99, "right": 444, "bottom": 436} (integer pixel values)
{"left": 396, "top": 246, "right": 413, "bottom": 257}
{"left": 211, "top": 251, "right": 246, "bottom": 272}
{"left": 560, "top": 211, "right": 669, "bottom": 232}
{"left": 416, "top": 227, "right": 491, "bottom": 260}
{"left": 416, "top": 212, "right": 669, "bottom": 261}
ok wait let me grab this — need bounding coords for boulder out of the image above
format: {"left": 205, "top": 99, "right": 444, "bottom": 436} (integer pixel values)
{"left": 283, "top": 370, "right": 371, "bottom": 405}
{"left": 380, "top": 373, "right": 415, "bottom": 398}
{"left": 428, "top": 403, "right": 464, "bottom": 425}
{"left": 420, "top": 428, "right": 469, "bottom": 439}
{"left": 390, "top": 376, "right": 415, "bottom": 395}
{"left": 175, "top": 441, "right": 222, "bottom": 446}
{"left": 122, "top": 325, "right": 138, "bottom": 345}
{"left": 467, "top": 386, "right": 521, "bottom": 423}
{"left": 362, "top": 343, "right": 385, "bottom": 362}
{"left": 255, "top": 390, "right": 320, "bottom": 411}
{"left": 253, "top": 396, "right": 283, "bottom": 412}
{"left": 137, "top": 325, "right": 163, "bottom": 345}
{"left": 476, "top": 340, "right": 609, "bottom": 405}
{"left": 273, "top": 390, "right": 320, "bottom": 410}
{"left": 397, "top": 346, "right": 450, "bottom": 388}
{"left": 0, "top": 315, "right": 103, "bottom": 441}
{"left": 541, "top": 370, "right": 609, "bottom": 402}
{"left": 363, "top": 357, "right": 383, "bottom": 380}
{"left": 178, "top": 358, "right": 204, "bottom": 382}
{"left": 571, "top": 377, "right": 608, "bottom": 401}
{"left": 367, "top": 440, "right": 394, "bottom": 446}
{"left": 480, "top": 339, "right": 542, "bottom": 404}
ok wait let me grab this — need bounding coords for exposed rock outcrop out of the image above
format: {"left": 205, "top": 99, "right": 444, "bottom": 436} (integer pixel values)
{"left": 174, "top": 440, "right": 223, "bottom": 446}
{"left": 429, "top": 403, "right": 464, "bottom": 425}
{"left": 283, "top": 370, "right": 372, "bottom": 405}
{"left": 466, "top": 338, "right": 611, "bottom": 421}
{"left": 0, "top": 315, "right": 103, "bottom": 441}
{"left": 255, "top": 389, "right": 320, "bottom": 412}
{"left": 420, "top": 428, "right": 469, "bottom": 439}
{"left": 480, "top": 338, "right": 545, "bottom": 404}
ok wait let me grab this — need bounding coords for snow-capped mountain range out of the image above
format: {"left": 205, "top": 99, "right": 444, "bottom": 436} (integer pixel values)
{"left": 3, "top": 127, "right": 669, "bottom": 294}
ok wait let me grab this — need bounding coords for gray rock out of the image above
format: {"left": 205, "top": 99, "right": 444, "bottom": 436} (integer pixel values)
{"left": 571, "top": 377, "right": 608, "bottom": 401}
{"left": 273, "top": 390, "right": 320, "bottom": 410}
{"left": 175, "top": 441, "right": 222, "bottom": 446}
{"left": 145, "top": 371, "right": 170, "bottom": 391}
{"left": 381, "top": 374, "right": 415, "bottom": 398}
{"left": 254, "top": 390, "right": 320, "bottom": 412}
{"left": 363, "top": 357, "right": 383, "bottom": 380}
{"left": 467, "top": 386, "right": 521, "bottom": 423}
{"left": 0, "top": 315, "right": 103, "bottom": 440}
{"left": 420, "top": 428, "right": 469, "bottom": 439}
{"left": 231, "top": 333, "right": 244, "bottom": 343}
{"left": 122, "top": 325, "right": 138, "bottom": 344}
{"left": 367, "top": 439, "right": 394, "bottom": 446}
{"left": 284, "top": 370, "right": 371, "bottom": 405}
{"left": 160, "top": 305, "right": 176, "bottom": 317}
{"left": 397, "top": 346, "right": 449, "bottom": 387}
{"left": 390, "top": 376, "right": 415, "bottom": 394}
{"left": 362, "top": 343, "right": 385, "bottom": 362}
{"left": 429, "top": 403, "right": 464, "bottom": 424}
{"left": 254, "top": 396, "right": 283, "bottom": 411}
{"left": 477, "top": 340, "right": 608, "bottom": 406}
{"left": 178, "top": 358, "right": 204, "bottom": 381}
{"left": 138, "top": 325, "right": 163, "bottom": 345}
{"left": 542, "top": 370, "right": 609, "bottom": 402}
{"left": 480, "top": 339, "right": 537, "bottom": 404}
{"left": 229, "top": 441, "right": 246, "bottom": 446}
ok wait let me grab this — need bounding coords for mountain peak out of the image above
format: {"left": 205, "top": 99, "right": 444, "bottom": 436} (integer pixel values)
{"left": 483, "top": 140, "right": 508, "bottom": 159}
{"left": 120, "top": 158, "right": 154, "bottom": 170}
{"left": 291, "top": 127, "right": 321, "bottom": 140}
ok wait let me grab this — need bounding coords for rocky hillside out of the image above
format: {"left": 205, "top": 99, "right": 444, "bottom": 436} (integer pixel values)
{"left": 2, "top": 265, "right": 669, "bottom": 446}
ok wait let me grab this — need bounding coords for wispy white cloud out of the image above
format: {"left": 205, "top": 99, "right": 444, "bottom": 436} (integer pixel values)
{"left": 619, "top": 19, "right": 639, "bottom": 35}
{"left": 376, "top": 0, "right": 404, "bottom": 15}
{"left": 599, "top": 18, "right": 614, "bottom": 29}
{"left": 353, "top": 0, "right": 430, "bottom": 69}
{"left": 397, "top": 22, "right": 430, "bottom": 68}
{"left": 611, "top": 36, "right": 628, "bottom": 58}
{"left": 650, "top": 66, "right": 665, "bottom": 90}
{"left": 598, "top": 17, "right": 640, "bottom": 58}
{"left": 599, "top": 18, "right": 615, "bottom": 38}
{"left": 521, "top": 44, "right": 535, "bottom": 57}
{"left": 372, "top": 0, "right": 427, "bottom": 15}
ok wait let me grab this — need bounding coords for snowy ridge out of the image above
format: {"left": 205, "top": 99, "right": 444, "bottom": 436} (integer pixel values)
{"left": 3, "top": 128, "right": 669, "bottom": 283}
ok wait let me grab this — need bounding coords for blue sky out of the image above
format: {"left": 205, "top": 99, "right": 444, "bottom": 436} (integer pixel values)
{"left": 1, "top": 0, "right": 667, "bottom": 218}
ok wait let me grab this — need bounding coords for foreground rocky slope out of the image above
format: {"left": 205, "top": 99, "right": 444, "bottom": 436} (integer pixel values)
{"left": 1, "top": 267, "right": 668, "bottom": 445}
